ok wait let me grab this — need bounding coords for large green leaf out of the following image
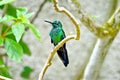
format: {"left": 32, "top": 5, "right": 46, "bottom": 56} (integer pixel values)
{"left": 12, "top": 23, "right": 25, "bottom": 42}
{"left": 4, "top": 38, "right": 23, "bottom": 62}
{"left": 0, "top": 0, "right": 15, "bottom": 6}
{"left": 24, "top": 23, "right": 41, "bottom": 40}
{"left": 21, "top": 66, "right": 33, "bottom": 79}
{"left": 19, "top": 40, "right": 31, "bottom": 56}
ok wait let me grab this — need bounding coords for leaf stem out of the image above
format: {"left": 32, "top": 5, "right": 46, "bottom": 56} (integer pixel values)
{"left": 2, "top": 27, "right": 11, "bottom": 37}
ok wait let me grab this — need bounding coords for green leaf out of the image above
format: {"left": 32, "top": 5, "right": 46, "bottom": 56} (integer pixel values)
{"left": 16, "top": 7, "right": 30, "bottom": 23}
{"left": 0, "top": 67, "right": 12, "bottom": 78}
{"left": 24, "top": 23, "right": 41, "bottom": 40}
{"left": 6, "top": 4, "right": 17, "bottom": 17}
{"left": 0, "top": 15, "right": 15, "bottom": 23}
{"left": 21, "top": 66, "right": 33, "bottom": 79}
{"left": 12, "top": 23, "right": 25, "bottom": 42}
{"left": 0, "top": 58, "right": 4, "bottom": 68}
{"left": 47, "top": 0, "right": 52, "bottom": 2}
{"left": 0, "top": 58, "right": 12, "bottom": 78}
{"left": 0, "top": 5, "right": 4, "bottom": 9}
{"left": 17, "top": 7, "right": 27, "bottom": 16}
{"left": 91, "top": 15, "right": 100, "bottom": 19}
{"left": 19, "top": 40, "right": 31, "bottom": 56}
{"left": 16, "top": 7, "right": 28, "bottom": 18}
{"left": 0, "top": 0, "right": 15, "bottom": 6}
{"left": 4, "top": 38, "right": 23, "bottom": 62}
{"left": 25, "top": 12, "right": 34, "bottom": 18}
{"left": 0, "top": 37, "right": 4, "bottom": 45}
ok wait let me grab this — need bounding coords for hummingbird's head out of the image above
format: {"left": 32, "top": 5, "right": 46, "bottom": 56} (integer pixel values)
{"left": 45, "top": 20, "right": 62, "bottom": 28}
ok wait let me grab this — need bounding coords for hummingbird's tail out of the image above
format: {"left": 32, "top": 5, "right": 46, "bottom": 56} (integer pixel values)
{"left": 57, "top": 44, "right": 69, "bottom": 67}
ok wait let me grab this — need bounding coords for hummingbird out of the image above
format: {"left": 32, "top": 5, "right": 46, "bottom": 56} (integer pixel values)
{"left": 45, "top": 20, "right": 69, "bottom": 67}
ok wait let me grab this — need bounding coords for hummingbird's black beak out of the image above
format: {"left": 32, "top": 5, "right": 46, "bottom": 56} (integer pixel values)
{"left": 44, "top": 20, "right": 52, "bottom": 24}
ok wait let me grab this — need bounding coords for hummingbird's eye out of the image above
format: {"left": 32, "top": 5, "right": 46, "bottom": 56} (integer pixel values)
{"left": 56, "top": 22, "right": 59, "bottom": 25}
{"left": 57, "top": 21, "right": 60, "bottom": 25}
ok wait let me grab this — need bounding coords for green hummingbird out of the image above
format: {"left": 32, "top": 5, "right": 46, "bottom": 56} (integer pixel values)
{"left": 45, "top": 20, "right": 69, "bottom": 67}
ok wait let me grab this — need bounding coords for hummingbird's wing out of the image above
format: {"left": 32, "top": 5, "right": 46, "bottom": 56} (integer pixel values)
{"left": 51, "top": 39, "right": 53, "bottom": 43}
{"left": 61, "top": 29, "right": 66, "bottom": 39}
{"left": 57, "top": 29, "right": 69, "bottom": 67}
{"left": 57, "top": 44, "right": 69, "bottom": 67}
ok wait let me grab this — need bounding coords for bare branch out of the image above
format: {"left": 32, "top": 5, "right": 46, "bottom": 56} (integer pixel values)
{"left": 38, "top": 0, "right": 80, "bottom": 80}
{"left": 83, "top": 7, "right": 120, "bottom": 80}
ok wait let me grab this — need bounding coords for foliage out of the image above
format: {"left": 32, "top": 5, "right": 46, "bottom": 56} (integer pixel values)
{"left": 21, "top": 66, "right": 33, "bottom": 79}
{"left": 0, "top": 0, "right": 41, "bottom": 79}
{"left": 0, "top": 58, "right": 12, "bottom": 78}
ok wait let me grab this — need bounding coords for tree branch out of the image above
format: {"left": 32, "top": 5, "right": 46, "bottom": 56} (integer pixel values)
{"left": 38, "top": 0, "right": 80, "bottom": 80}
{"left": 70, "top": 1, "right": 116, "bottom": 38}
{"left": 76, "top": 7, "right": 100, "bottom": 37}
{"left": 83, "top": 7, "right": 120, "bottom": 80}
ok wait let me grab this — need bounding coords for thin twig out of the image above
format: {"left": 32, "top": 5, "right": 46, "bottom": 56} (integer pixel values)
{"left": 0, "top": 75, "right": 13, "bottom": 80}
{"left": 38, "top": 0, "right": 80, "bottom": 80}
{"left": 25, "top": 0, "right": 47, "bottom": 31}
{"left": 2, "top": 27, "right": 11, "bottom": 37}
{"left": 30, "top": 0, "right": 47, "bottom": 23}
